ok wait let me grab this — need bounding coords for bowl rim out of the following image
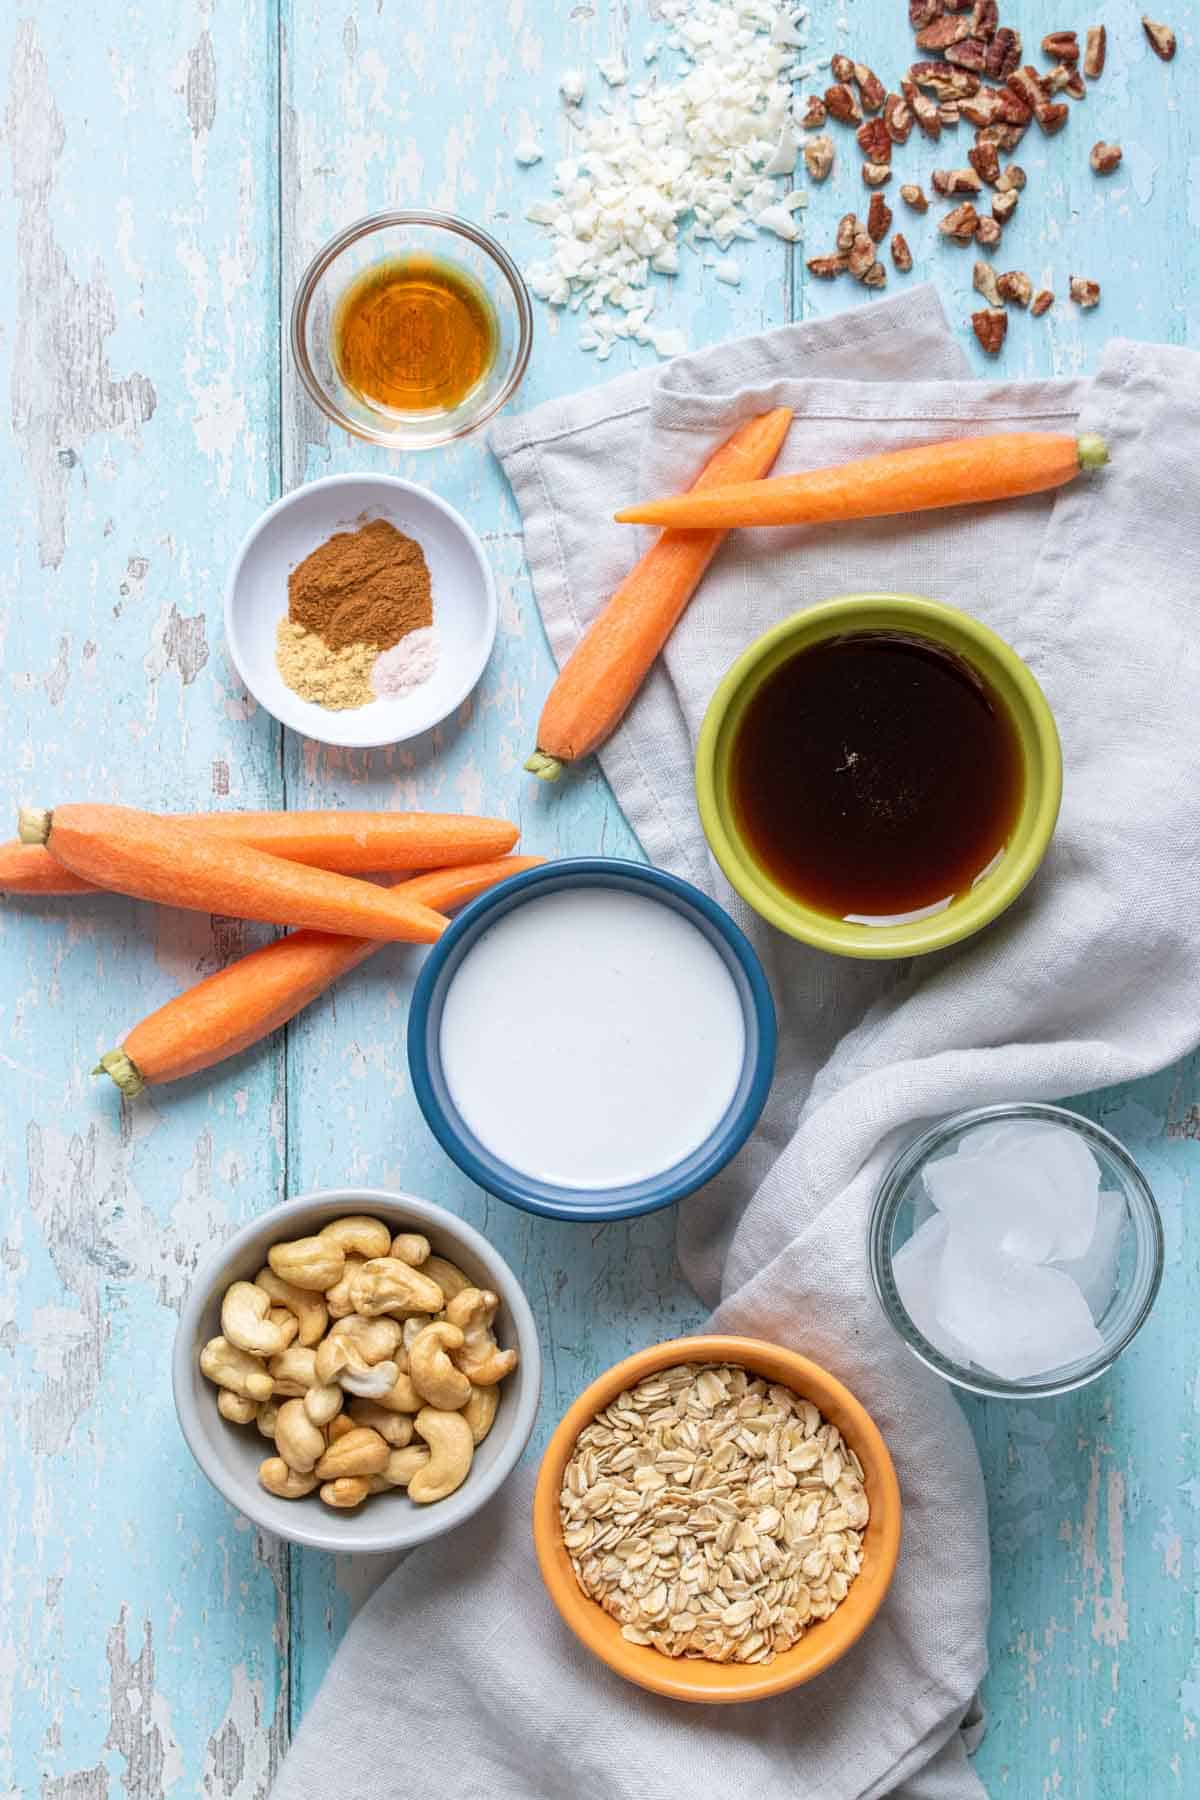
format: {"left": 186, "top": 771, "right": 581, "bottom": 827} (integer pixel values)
{"left": 289, "top": 208, "right": 534, "bottom": 448}
{"left": 222, "top": 471, "right": 499, "bottom": 749}
{"left": 868, "top": 1101, "right": 1165, "bottom": 1399}
{"left": 695, "top": 593, "right": 1063, "bottom": 959}
{"left": 406, "top": 858, "right": 778, "bottom": 1222}
{"left": 172, "top": 1186, "right": 542, "bottom": 1554}
{"left": 532, "top": 1334, "right": 903, "bottom": 1703}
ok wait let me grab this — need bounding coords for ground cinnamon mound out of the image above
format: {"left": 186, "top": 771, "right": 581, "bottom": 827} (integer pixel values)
{"left": 289, "top": 518, "right": 432, "bottom": 651}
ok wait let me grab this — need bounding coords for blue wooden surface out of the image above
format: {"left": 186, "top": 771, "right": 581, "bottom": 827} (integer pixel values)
{"left": 1, "top": 2, "right": 1196, "bottom": 1794}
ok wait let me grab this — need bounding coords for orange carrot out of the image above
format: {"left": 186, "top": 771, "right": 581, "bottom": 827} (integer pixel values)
{"left": 614, "top": 432, "right": 1110, "bottom": 530}
{"left": 18, "top": 805, "right": 448, "bottom": 943}
{"left": 95, "top": 856, "right": 545, "bottom": 1095}
{"left": 0, "top": 841, "right": 97, "bottom": 895}
{"left": 526, "top": 407, "right": 794, "bottom": 781}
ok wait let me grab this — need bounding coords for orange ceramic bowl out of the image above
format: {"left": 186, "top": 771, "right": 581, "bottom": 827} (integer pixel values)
{"left": 532, "top": 1335, "right": 902, "bottom": 1703}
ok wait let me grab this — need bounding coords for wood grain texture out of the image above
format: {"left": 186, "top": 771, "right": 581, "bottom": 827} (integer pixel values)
{"left": 1, "top": 1, "right": 1197, "bottom": 1794}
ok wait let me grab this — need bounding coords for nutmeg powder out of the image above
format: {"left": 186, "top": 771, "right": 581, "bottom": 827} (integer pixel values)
{"left": 289, "top": 517, "right": 432, "bottom": 652}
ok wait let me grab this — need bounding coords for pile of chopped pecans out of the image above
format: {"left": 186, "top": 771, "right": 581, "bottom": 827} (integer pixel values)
{"left": 803, "top": 7, "right": 1180, "bottom": 354}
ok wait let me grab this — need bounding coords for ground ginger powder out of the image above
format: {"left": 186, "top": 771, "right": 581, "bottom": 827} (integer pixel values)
{"left": 288, "top": 517, "right": 432, "bottom": 652}
{"left": 275, "top": 620, "right": 377, "bottom": 710}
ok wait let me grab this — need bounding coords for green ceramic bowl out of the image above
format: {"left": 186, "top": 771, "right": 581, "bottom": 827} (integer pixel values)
{"left": 695, "top": 594, "right": 1062, "bottom": 960}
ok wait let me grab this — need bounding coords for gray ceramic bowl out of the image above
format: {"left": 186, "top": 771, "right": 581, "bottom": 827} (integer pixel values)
{"left": 172, "top": 1188, "right": 541, "bottom": 1553}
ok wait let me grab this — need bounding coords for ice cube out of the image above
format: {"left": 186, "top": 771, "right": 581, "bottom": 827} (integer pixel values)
{"left": 925, "top": 1119, "right": 1101, "bottom": 1262}
{"left": 892, "top": 1214, "right": 973, "bottom": 1365}
{"left": 1054, "top": 1189, "right": 1126, "bottom": 1322}
{"left": 935, "top": 1227, "right": 1105, "bottom": 1381}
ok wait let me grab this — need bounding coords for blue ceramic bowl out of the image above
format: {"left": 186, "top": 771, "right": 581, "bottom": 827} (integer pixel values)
{"left": 408, "top": 859, "right": 777, "bottom": 1222}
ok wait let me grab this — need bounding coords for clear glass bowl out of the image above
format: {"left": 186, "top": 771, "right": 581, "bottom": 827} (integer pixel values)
{"left": 868, "top": 1103, "right": 1163, "bottom": 1400}
{"left": 290, "top": 210, "right": 533, "bottom": 450}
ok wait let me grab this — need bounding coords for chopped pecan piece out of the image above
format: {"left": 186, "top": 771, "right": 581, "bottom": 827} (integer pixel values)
{"left": 1031, "top": 288, "right": 1055, "bottom": 316}
{"left": 847, "top": 232, "right": 878, "bottom": 279}
{"left": 857, "top": 118, "right": 893, "bottom": 162}
{"left": 899, "top": 182, "right": 929, "bottom": 211}
{"left": 800, "top": 95, "right": 828, "bottom": 129}
{"left": 991, "top": 188, "right": 1019, "bottom": 221}
{"left": 836, "top": 212, "right": 859, "bottom": 253}
{"left": 940, "top": 201, "right": 980, "bottom": 240}
{"left": 861, "top": 260, "right": 888, "bottom": 290}
{"left": 917, "top": 15, "right": 972, "bottom": 49}
{"left": 867, "top": 193, "right": 893, "bottom": 241}
{"left": 973, "top": 259, "right": 1003, "bottom": 306}
{"left": 960, "top": 87, "right": 1003, "bottom": 126}
{"left": 825, "top": 83, "right": 862, "bottom": 125}
{"left": 972, "top": 309, "right": 1008, "bottom": 354}
{"left": 909, "top": 0, "right": 943, "bottom": 26}
{"left": 804, "top": 134, "right": 835, "bottom": 181}
{"left": 1007, "top": 66, "right": 1050, "bottom": 109}
{"left": 1041, "top": 31, "right": 1080, "bottom": 64}
{"left": 932, "top": 167, "right": 983, "bottom": 195}
{"left": 996, "top": 270, "right": 1032, "bottom": 306}
{"left": 883, "top": 92, "right": 914, "bottom": 143}
{"left": 972, "top": 0, "right": 999, "bottom": 38}
{"left": 902, "top": 78, "right": 943, "bottom": 138}
{"left": 831, "top": 53, "right": 855, "bottom": 84}
{"left": 862, "top": 161, "right": 893, "bottom": 187}
{"left": 984, "top": 28, "right": 1023, "bottom": 80}
{"left": 1064, "top": 67, "right": 1086, "bottom": 98}
{"left": 1084, "top": 26, "right": 1107, "bottom": 79}
{"left": 1035, "top": 100, "right": 1070, "bottom": 135}
{"left": 938, "top": 100, "right": 962, "bottom": 128}
{"left": 891, "top": 232, "right": 914, "bottom": 272}
{"left": 968, "top": 139, "right": 1001, "bottom": 184}
{"left": 974, "top": 214, "right": 1002, "bottom": 246}
{"left": 944, "top": 0, "right": 974, "bottom": 10}
{"left": 1142, "top": 19, "right": 1176, "bottom": 62}
{"left": 1069, "top": 275, "right": 1101, "bottom": 308}
{"left": 910, "top": 60, "right": 981, "bottom": 98}
{"left": 946, "top": 38, "right": 989, "bottom": 73}
{"left": 1090, "top": 140, "right": 1123, "bottom": 174}
{"left": 806, "top": 255, "right": 847, "bottom": 279}
{"left": 995, "top": 163, "right": 1026, "bottom": 191}
{"left": 978, "top": 119, "right": 1028, "bottom": 150}
{"left": 855, "top": 64, "right": 887, "bottom": 112}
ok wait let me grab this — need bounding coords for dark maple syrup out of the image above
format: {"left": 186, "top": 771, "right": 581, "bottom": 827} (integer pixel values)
{"left": 333, "top": 254, "right": 497, "bottom": 417}
{"left": 731, "top": 631, "right": 1025, "bottom": 922}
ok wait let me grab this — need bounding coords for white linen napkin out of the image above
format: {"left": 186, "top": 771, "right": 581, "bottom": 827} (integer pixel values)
{"left": 272, "top": 287, "right": 1200, "bottom": 1800}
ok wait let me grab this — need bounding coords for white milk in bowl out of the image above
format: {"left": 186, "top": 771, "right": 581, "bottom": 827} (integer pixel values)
{"left": 437, "top": 886, "right": 747, "bottom": 1189}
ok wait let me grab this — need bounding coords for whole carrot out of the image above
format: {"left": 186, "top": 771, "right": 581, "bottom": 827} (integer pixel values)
{"left": 0, "top": 842, "right": 97, "bottom": 895}
{"left": 614, "top": 432, "right": 1110, "bottom": 530}
{"left": 526, "top": 407, "right": 794, "bottom": 781}
{"left": 18, "top": 805, "right": 447, "bottom": 943}
{"left": 95, "top": 856, "right": 545, "bottom": 1095}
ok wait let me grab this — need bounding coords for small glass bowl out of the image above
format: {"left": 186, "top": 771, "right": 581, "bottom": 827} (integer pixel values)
{"left": 290, "top": 210, "right": 533, "bottom": 450}
{"left": 868, "top": 1103, "right": 1163, "bottom": 1400}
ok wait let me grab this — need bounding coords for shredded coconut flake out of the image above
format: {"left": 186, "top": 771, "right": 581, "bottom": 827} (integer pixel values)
{"left": 523, "top": 1, "right": 808, "bottom": 357}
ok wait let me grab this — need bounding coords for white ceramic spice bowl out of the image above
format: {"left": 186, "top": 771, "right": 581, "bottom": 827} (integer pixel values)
{"left": 173, "top": 1188, "right": 541, "bottom": 1553}
{"left": 224, "top": 473, "right": 497, "bottom": 748}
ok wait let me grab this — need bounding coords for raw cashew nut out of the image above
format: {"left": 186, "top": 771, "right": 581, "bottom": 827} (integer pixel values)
{"left": 255, "top": 1267, "right": 328, "bottom": 1345}
{"left": 268, "top": 1346, "right": 318, "bottom": 1396}
{"left": 328, "top": 1413, "right": 356, "bottom": 1443}
{"left": 401, "top": 1315, "right": 433, "bottom": 1354}
{"left": 200, "top": 1337, "right": 274, "bottom": 1402}
{"left": 267, "top": 1236, "right": 345, "bottom": 1293}
{"left": 221, "top": 1282, "right": 292, "bottom": 1357}
{"left": 257, "top": 1401, "right": 280, "bottom": 1439}
{"left": 315, "top": 1327, "right": 399, "bottom": 1389}
{"left": 462, "top": 1384, "right": 500, "bottom": 1446}
{"left": 259, "top": 1456, "right": 319, "bottom": 1499}
{"left": 408, "top": 1407, "right": 474, "bottom": 1504}
{"left": 324, "top": 1254, "right": 364, "bottom": 1320}
{"left": 320, "top": 1477, "right": 370, "bottom": 1508}
{"left": 350, "top": 1257, "right": 444, "bottom": 1319}
{"left": 314, "top": 1426, "right": 390, "bottom": 1480}
{"left": 347, "top": 1399, "right": 414, "bottom": 1448}
{"left": 319, "top": 1215, "right": 393, "bottom": 1260}
{"left": 267, "top": 1307, "right": 299, "bottom": 1349}
{"left": 328, "top": 1314, "right": 402, "bottom": 1362}
{"left": 380, "top": 1446, "right": 430, "bottom": 1488}
{"left": 389, "top": 1232, "right": 431, "bottom": 1266}
{"left": 371, "top": 1368, "right": 422, "bottom": 1413}
{"left": 275, "top": 1398, "right": 326, "bottom": 1474}
{"left": 304, "top": 1383, "right": 343, "bottom": 1427}
{"left": 409, "top": 1322, "right": 472, "bottom": 1411}
{"left": 421, "top": 1254, "right": 473, "bottom": 1302}
{"left": 217, "top": 1389, "right": 258, "bottom": 1425}
{"left": 445, "top": 1289, "right": 519, "bottom": 1386}
{"left": 339, "top": 1358, "right": 402, "bottom": 1399}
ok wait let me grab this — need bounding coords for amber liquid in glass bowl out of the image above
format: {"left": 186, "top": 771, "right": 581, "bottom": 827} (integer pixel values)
{"left": 332, "top": 254, "right": 498, "bottom": 419}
